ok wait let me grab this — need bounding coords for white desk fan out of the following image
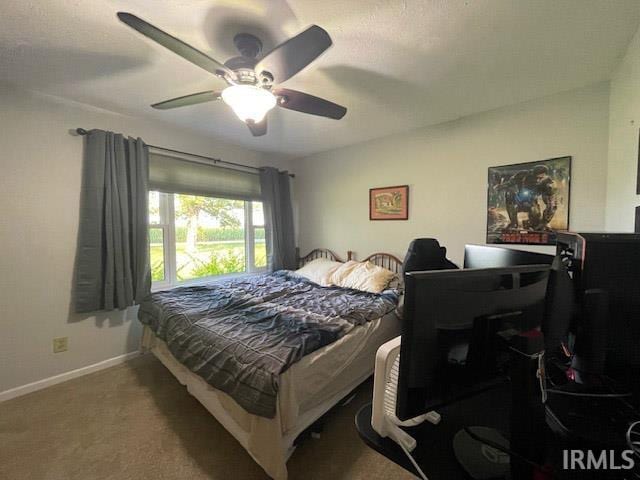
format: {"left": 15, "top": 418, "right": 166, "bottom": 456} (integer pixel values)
{"left": 371, "top": 336, "right": 441, "bottom": 479}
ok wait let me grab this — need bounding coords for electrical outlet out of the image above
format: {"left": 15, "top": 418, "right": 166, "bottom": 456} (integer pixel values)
{"left": 53, "top": 337, "right": 68, "bottom": 353}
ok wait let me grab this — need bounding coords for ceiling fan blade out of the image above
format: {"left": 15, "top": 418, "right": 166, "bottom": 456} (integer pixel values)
{"left": 273, "top": 88, "right": 346, "bottom": 120}
{"left": 255, "top": 25, "right": 332, "bottom": 84}
{"left": 117, "top": 12, "right": 235, "bottom": 81}
{"left": 247, "top": 118, "right": 267, "bottom": 136}
{"left": 151, "top": 91, "right": 220, "bottom": 110}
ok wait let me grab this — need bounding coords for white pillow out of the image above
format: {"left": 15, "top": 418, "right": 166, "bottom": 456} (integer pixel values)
{"left": 330, "top": 261, "right": 397, "bottom": 294}
{"left": 294, "top": 258, "right": 343, "bottom": 286}
{"left": 327, "top": 260, "right": 360, "bottom": 285}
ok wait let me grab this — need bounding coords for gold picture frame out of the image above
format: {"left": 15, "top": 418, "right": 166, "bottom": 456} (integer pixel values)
{"left": 369, "top": 185, "right": 409, "bottom": 221}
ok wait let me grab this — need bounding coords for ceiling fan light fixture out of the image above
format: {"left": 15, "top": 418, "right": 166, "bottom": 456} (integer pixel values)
{"left": 221, "top": 85, "right": 276, "bottom": 123}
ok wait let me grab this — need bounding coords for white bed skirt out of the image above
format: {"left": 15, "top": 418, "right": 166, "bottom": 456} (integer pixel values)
{"left": 140, "top": 312, "right": 401, "bottom": 479}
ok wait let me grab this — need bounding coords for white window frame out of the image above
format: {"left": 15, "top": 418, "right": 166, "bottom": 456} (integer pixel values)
{"left": 149, "top": 192, "right": 266, "bottom": 290}
{"left": 243, "top": 200, "right": 267, "bottom": 275}
{"left": 148, "top": 193, "right": 173, "bottom": 290}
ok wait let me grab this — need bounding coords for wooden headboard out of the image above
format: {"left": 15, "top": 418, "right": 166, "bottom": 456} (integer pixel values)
{"left": 296, "top": 248, "right": 404, "bottom": 278}
{"left": 357, "top": 252, "right": 404, "bottom": 277}
{"left": 296, "top": 248, "right": 350, "bottom": 267}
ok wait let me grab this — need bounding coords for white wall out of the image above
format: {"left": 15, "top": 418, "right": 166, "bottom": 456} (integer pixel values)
{"left": 293, "top": 83, "right": 610, "bottom": 266}
{"left": 606, "top": 25, "right": 640, "bottom": 231}
{"left": 0, "top": 84, "right": 287, "bottom": 394}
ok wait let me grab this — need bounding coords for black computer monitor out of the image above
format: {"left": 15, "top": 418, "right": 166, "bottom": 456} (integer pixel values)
{"left": 396, "top": 264, "right": 550, "bottom": 420}
{"left": 464, "top": 244, "right": 554, "bottom": 269}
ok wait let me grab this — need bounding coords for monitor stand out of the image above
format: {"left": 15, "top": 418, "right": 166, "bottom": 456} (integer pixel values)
{"left": 453, "top": 426, "right": 511, "bottom": 479}
{"left": 452, "top": 329, "right": 548, "bottom": 479}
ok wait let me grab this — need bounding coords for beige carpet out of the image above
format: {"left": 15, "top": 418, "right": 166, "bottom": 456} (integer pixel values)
{"left": 0, "top": 354, "right": 414, "bottom": 480}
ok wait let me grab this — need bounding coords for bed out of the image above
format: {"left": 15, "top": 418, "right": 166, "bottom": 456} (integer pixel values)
{"left": 138, "top": 248, "right": 404, "bottom": 479}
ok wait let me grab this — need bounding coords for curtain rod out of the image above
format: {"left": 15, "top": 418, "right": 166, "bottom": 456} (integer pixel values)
{"left": 73, "top": 128, "right": 294, "bottom": 178}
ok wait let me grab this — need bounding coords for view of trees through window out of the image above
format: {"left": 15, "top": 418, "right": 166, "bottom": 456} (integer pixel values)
{"left": 149, "top": 191, "right": 266, "bottom": 285}
{"left": 174, "top": 193, "right": 246, "bottom": 281}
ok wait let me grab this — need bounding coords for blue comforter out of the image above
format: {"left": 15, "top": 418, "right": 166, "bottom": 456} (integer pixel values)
{"left": 138, "top": 271, "right": 398, "bottom": 418}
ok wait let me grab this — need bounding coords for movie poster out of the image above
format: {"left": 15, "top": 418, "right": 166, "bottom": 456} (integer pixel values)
{"left": 487, "top": 156, "right": 571, "bottom": 245}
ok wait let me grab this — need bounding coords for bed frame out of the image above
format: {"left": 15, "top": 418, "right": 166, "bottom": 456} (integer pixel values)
{"left": 296, "top": 247, "right": 348, "bottom": 266}
{"left": 296, "top": 247, "right": 404, "bottom": 276}
{"left": 358, "top": 252, "right": 404, "bottom": 276}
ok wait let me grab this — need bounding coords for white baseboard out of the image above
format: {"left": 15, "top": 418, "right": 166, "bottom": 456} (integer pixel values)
{"left": 0, "top": 351, "right": 140, "bottom": 403}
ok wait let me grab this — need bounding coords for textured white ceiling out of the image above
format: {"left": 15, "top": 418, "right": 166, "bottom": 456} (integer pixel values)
{"left": 2, "top": 0, "right": 639, "bottom": 158}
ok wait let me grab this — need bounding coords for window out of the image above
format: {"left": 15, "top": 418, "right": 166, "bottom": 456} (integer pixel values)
{"left": 252, "top": 202, "right": 267, "bottom": 269}
{"left": 148, "top": 191, "right": 168, "bottom": 283}
{"left": 149, "top": 191, "right": 266, "bottom": 288}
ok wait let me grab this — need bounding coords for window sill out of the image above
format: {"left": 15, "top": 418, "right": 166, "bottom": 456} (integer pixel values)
{"left": 151, "top": 270, "right": 267, "bottom": 292}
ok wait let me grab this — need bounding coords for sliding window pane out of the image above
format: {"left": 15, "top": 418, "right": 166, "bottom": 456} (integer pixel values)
{"left": 252, "top": 201, "right": 265, "bottom": 226}
{"left": 148, "top": 191, "right": 161, "bottom": 224}
{"left": 254, "top": 227, "right": 266, "bottom": 268}
{"left": 173, "top": 193, "right": 246, "bottom": 280}
{"left": 149, "top": 227, "right": 165, "bottom": 281}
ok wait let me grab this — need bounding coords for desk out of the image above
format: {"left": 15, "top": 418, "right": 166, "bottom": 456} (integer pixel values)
{"left": 355, "top": 386, "right": 512, "bottom": 479}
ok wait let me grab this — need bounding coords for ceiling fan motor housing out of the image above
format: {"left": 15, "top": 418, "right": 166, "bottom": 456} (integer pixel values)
{"left": 224, "top": 58, "right": 258, "bottom": 84}
{"left": 233, "top": 33, "right": 262, "bottom": 58}
{"left": 224, "top": 33, "right": 273, "bottom": 86}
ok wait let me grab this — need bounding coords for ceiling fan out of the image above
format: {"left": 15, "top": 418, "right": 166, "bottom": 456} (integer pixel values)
{"left": 117, "top": 12, "right": 347, "bottom": 136}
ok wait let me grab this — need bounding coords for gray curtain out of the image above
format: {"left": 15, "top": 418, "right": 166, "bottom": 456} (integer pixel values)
{"left": 74, "top": 130, "right": 151, "bottom": 313}
{"left": 259, "top": 167, "right": 296, "bottom": 271}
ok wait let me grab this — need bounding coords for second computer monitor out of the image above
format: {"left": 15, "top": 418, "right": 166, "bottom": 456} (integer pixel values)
{"left": 396, "top": 264, "right": 550, "bottom": 421}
